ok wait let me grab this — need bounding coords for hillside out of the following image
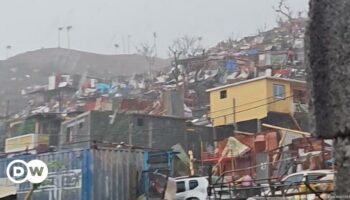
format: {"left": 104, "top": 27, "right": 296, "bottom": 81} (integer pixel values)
{"left": 0, "top": 48, "right": 170, "bottom": 115}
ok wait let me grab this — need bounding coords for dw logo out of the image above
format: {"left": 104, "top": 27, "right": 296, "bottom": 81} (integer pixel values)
{"left": 6, "top": 159, "right": 48, "bottom": 184}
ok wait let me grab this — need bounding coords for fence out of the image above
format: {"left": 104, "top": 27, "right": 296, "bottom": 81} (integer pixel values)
{"left": 209, "top": 171, "right": 335, "bottom": 200}
{"left": 0, "top": 148, "right": 174, "bottom": 200}
{"left": 0, "top": 149, "right": 144, "bottom": 200}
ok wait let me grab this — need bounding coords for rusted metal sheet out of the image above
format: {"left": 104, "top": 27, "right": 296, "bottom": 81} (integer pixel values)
{"left": 291, "top": 138, "right": 324, "bottom": 153}
{"left": 235, "top": 133, "right": 255, "bottom": 149}
{"left": 265, "top": 132, "right": 279, "bottom": 152}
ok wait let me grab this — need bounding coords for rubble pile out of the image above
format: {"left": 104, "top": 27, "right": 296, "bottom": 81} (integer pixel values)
{"left": 12, "top": 17, "right": 307, "bottom": 122}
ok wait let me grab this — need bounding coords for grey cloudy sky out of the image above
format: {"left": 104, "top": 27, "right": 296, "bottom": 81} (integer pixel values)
{"left": 0, "top": 0, "right": 308, "bottom": 59}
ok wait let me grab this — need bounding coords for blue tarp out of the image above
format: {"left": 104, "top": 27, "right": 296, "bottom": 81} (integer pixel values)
{"left": 96, "top": 83, "right": 110, "bottom": 94}
{"left": 225, "top": 59, "right": 237, "bottom": 73}
{"left": 246, "top": 48, "right": 258, "bottom": 56}
{"left": 326, "top": 158, "right": 334, "bottom": 165}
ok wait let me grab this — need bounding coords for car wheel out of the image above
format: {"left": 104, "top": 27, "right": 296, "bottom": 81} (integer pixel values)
{"left": 186, "top": 198, "right": 199, "bottom": 200}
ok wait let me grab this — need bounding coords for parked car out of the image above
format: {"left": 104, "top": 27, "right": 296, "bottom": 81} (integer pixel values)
{"left": 247, "top": 170, "right": 335, "bottom": 200}
{"left": 175, "top": 176, "right": 209, "bottom": 200}
{"left": 316, "top": 173, "right": 335, "bottom": 199}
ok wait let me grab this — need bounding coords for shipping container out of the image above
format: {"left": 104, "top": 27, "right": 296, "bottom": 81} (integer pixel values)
{"left": 0, "top": 147, "right": 173, "bottom": 200}
{"left": 0, "top": 147, "right": 175, "bottom": 200}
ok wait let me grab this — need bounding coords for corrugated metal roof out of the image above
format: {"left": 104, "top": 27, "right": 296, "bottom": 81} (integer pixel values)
{"left": 206, "top": 76, "right": 306, "bottom": 92}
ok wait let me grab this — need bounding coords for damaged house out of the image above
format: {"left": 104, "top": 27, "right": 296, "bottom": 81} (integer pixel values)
{"left": 202, "top": 76, "right": 308, "bottom": 175}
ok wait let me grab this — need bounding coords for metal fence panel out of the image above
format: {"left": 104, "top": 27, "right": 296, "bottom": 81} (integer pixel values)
{"left": 91, "top": 148, "right": 144, "bottom": 200}
{"left": 256, "top": 152, "right": 269, "bottom": 184}
{"left": 0, "top": 148, "right": 146, "bottom": 200}
{"left": 0, "top": 149, "right": 87, "bottom": 200}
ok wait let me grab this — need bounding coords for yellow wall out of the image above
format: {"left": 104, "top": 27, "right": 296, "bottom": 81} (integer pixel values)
{"left": 209, "top": 78, "right": 295, "bottom": 127}
{"left": 266, "top": 80, "right": 293, "bottom": 113}
{"left": 0, "top": 178, "right": 16, "bottom": 198}
{"left": 209, "top": 79, "right": 269, "bottom": 126}
{"left": 5, "top": 134, "right": 49, "bottom": 153}
{"left": 5, "top": 134, "right": 34, "bottom": 153}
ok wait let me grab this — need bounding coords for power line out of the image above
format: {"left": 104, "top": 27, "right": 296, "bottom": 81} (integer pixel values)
{"left": 235, "top": 95, "right": 294, "bottom": 114}
{"left": 3, "top": 138, "right": 92, "bottom": 147}
{"left": 208, "top": 91, "right": 294, "bottom": 115}
{"left": 4, "top": 94, "right": 299, "bottom": 148}
{"left": 3, "top": 125, "right": 192, "bottom": 147}
{"left": 195, "top": 95, "right": 294, "bottom": 124}
{"left": 4, "top": 96, "right": 297, "bottom": 149}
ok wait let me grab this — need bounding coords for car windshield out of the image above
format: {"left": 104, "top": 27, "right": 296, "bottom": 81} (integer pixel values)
{"left": 305, "top": 173, "right": 329, "bottom": 184}
{"left": 283, "top": 174, "right": 304, "bottom": 184}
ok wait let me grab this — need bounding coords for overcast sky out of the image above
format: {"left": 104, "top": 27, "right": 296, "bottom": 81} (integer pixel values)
{"left": 0, "top": 0, "right": 308, "bottom": 59}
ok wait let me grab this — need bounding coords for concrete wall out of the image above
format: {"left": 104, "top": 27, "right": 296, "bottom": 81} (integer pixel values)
{"left": 60, "top": 112, "right": 91, "bottom": 149}
{"left": 60, "top": 111, "right": 189, "bottom": 151}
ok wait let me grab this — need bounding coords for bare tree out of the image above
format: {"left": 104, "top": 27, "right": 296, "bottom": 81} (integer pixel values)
{"left": 136, "top": 42, "right": 156, "bottom": 77}
{"left": 273, "top": 0, "right": 301, "bottom": 45}
{"left": 169, "top": 35, "right": 203, "bottom": 58}
{"left": 168, "top": 47, "right": 182, "bottom": 85}
{"left": 273, "top": 0, "right": 293, "bottom": 21}
{"left": 257, "top": 23, "right": 268, "bottom": 35}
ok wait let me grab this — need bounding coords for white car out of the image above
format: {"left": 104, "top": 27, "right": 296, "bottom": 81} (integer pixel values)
{"left": 175, "top": 176, "right": 209, "bottom": 200}
{"left": 248, "top": 170, "right": 335, "bottom": 200}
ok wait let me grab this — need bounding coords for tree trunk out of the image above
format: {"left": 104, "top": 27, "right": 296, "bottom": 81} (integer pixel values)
{"left": 333, "top": 137, "right": 350, "bottom": 197}
{"left": 307, "top": 0, "right": 350, "bottom": 198}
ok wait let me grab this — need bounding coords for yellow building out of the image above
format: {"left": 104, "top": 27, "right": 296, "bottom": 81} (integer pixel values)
{"left": 5, "top": 113, "right": 62, "bottom": 153}
{"left": 207, "top": 76, "right": 306, "bottom": 127}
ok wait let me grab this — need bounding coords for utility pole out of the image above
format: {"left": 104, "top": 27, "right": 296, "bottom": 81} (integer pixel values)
{"left": 189, "top": 150, "right": 194, "bottom": 175}
{"left": 148, "top": 120, "right": 153, "bottom": 148}
{"left": 58, "top": 27, "right": 63, "bottom": 47}
{"left": 122, "top": 36, "right": 126, "bottom": 54}
{"left": 5, "top": 100, "right": 9, "bottom": 118}
{"left": 128, "top": 121, "right": 133, "bottom": 145}
{"left": 114, "top": 44, "right": 119, "bottom": 54}
{"left": 6, "top": 45, "right": 11, "bottom": 59}
{"left": 233, "top": 98, "right": 238, "bottom": 130}
{"left": 153, "top": 32, "right": 158, "bottom": 57}
{"left": 66, "top": 26, "right": 73, "bottom": 49}
{"left": 127, "top": 35, "right": 131, "bottom": 54}
{"left": 307, "top": 0, "right": 350, "bottom": 197}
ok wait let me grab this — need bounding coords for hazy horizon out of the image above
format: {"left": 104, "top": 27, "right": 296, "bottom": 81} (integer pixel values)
{"left": 0, "top": 0, "right": 308, "bottom": 59}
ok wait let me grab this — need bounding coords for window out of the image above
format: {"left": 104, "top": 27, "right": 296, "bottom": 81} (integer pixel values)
{"left": 66, "top": 127, "right": 73, "bottom": 143}
{"left": 137, "top": 118, "right": 144, "bottom": 126}
{"left": 79, "top": 122, "right": 84, "bottom": 129}
{"left": 273, "top": 84, "right": 285, "bottom": 99}
{"left": 220, "top": 90, "right": 227, "bottom": 99}
{"left": 283, "top": 174, "right": 303, "bottom": 184}
{"left": 306, "top": 173, "right": 327, "bottom": 181}
{"left": 41, "top": 122, "right": 49, "bottom": 134}
{"left": 189, "top": 180, "right": 199, "bottom": 190}
{"left": 282, "top": 174, "right": 304, "bottom": 192}
{"left": 176, "top": 181, "right": 186, "bottom": 193}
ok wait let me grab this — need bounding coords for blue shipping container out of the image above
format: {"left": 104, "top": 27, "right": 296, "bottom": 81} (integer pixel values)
{"left": 0, "top": 148, "right": 145, "bottom": 200}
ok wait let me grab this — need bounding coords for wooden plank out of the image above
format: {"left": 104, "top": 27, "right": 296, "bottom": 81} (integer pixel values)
{"left": 261, "top": 123, "right": 311, "bottom": 136}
